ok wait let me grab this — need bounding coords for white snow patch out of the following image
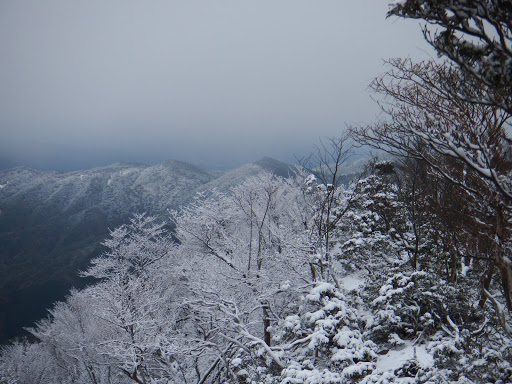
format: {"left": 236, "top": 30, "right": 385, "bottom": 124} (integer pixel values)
{"left": 107, "top": 176, "right": 113, "bottom": 185}
{"left": 346, "top": 237, "right": 364, "bottom": 246}
{"left": 376, "top": 342, "right": 433, "bottom": 372}
{"left": 0, "top": 183, "right": 7, "bottom": 189}
{"left": 342, "top": 362, "right": 375, "bottom": 378}
{"left": 231, "top": 358, "right": 242, "bottom": 367}
{"left": 340, "top": 273, "right": 364, "bottom": 291}
{"left": 305, "top": 174, "right": 316, "bottom": 184}
{"left": 461, "top": 264, "right": 471, "bottom": 276}
{"left": 389, "top": 0, "right": 407, "bottom": 8}
{"left": 306, "top": 282, "right": 335, "bottom": 301}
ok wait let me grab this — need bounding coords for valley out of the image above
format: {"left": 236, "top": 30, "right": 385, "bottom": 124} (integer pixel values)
{"left": 0, "top": 157, "right": 295, "bottom": 343}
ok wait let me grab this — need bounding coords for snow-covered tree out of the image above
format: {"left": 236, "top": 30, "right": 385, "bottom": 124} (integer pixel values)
{"left": 170, "top": 174, "right": 317, "bottom": 376}
{"left": 389, "top": 0, "right": 512, "bottom": 114}
{"left": 0, "top": 341, "right": 63, "bottom": 384}
{"left": 276, "top": 282, "right": 377, "bottom": 384}
{"left": 27, "top": 288, "right": 124, "bottom": 384}
{"left": 338, "top": 161, "right": 409, "bottom": 275}
{"left": 351, "top": 58, "right": 512, "bottom": 329}
{"left": 78, "top": 214, "right": 182, "bottom": 383}
{"left": 298, "top": 135, "right": 356, "bottom": 285}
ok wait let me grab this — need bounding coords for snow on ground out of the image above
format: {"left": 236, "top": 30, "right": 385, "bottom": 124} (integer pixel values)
{"left": 376, "top": 342, "right": 433, "bottom": 372}
{"left": 339, "top": 273, "right": 364, "bottom": 291}
{"left": 120, "top": 169, "right": 134, "bottom": 176}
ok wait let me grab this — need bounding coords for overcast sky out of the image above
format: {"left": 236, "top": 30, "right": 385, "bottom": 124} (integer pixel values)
{"left": 0, "top": 1, "right": 431, "bottom": 170}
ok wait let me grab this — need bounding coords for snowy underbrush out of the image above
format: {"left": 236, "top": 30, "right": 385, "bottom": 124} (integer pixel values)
{"left": 218, "top": 270, "right": 512, "bottom": 384}
{"left": 268, "top": 273, "right": 512, "bottom": 384}
{"left": 275, "top": 282, "right": 376, "bottom": 384}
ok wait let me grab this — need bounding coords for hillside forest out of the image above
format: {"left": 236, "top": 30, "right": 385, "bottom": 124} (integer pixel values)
{"left": 1, "top": 1, "right": 512, "bottom": 383}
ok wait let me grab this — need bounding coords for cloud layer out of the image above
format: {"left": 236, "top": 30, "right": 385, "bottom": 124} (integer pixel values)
{"left": 0, "top": 1, "right": 430, "bottom": 170}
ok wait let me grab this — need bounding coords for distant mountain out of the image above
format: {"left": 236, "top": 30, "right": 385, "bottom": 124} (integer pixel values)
{"left": 196, "top": 157, "right": 297, "bottom": 195}
{"left": 0, "top": 157, "right": 295, "bottom": 344}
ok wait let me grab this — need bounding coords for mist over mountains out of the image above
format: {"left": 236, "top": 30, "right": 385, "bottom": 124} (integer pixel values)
{"left": 0, "top": 157, "right": 298, "bottom": 344}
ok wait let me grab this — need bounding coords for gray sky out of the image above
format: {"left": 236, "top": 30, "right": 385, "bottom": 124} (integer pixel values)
{"left": 0, "top": 1, "right": 431, "bottom": 170}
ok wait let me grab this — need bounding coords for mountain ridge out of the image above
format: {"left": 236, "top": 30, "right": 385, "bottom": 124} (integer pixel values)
{"left": 0, "top": 157, "right": 295, "bottom": 343}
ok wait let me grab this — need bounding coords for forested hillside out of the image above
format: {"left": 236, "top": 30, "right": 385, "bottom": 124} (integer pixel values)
{"left": 1, "top": 157, "right": 510, "bottom": 383}
{"left": 0, "top": 158, "right": 295, "bottom": 344}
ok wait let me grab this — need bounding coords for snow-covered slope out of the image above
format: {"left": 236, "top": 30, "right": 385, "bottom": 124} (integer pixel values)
{"left": 0, "top": 157, "right": 292, "bottom": 343}
{"left": 0, "top": 160, "right": 214, "bottom": 222}
{"left": 195, "top": 157, "right": 297, "bottom": 195}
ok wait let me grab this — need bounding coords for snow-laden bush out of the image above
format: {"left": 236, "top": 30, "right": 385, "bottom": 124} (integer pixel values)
{"left": 274, "top": 282, "right": 377, "bottom": 383}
